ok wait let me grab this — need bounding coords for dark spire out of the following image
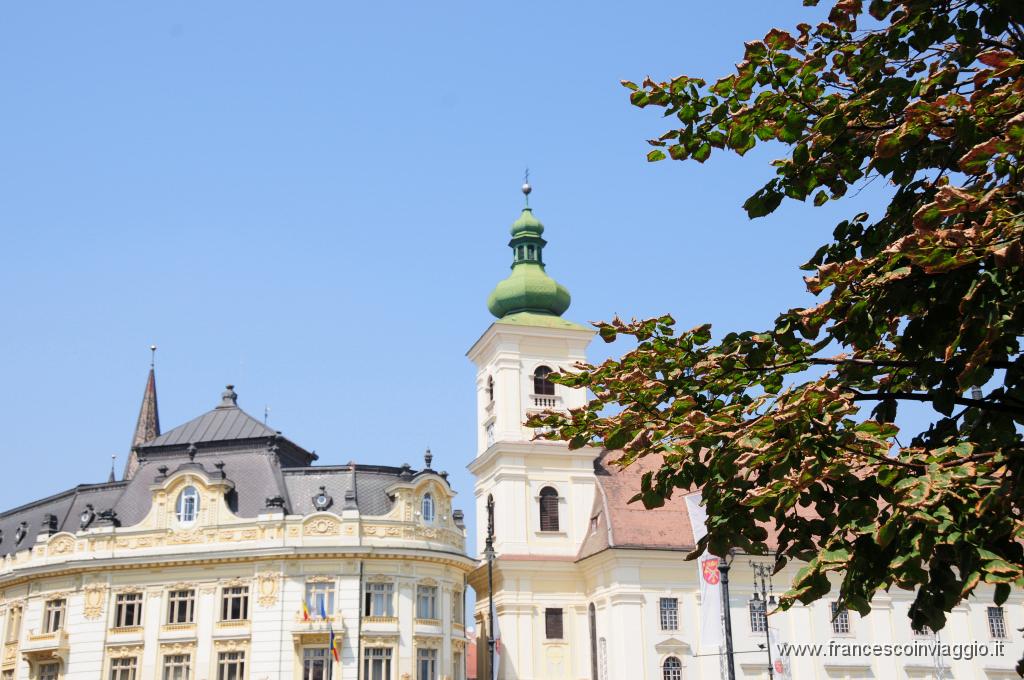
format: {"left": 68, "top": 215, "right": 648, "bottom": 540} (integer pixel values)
{"left": 132, "top": 346, "right": 161, "bottom": 448}
{"left": 108, "top": 455, "right": 117, "bottom": 483}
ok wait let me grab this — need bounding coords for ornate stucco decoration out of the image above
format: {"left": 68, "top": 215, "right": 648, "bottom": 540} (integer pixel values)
{"left": 302, "top": 515, "right": 341, "bottom": 536}
{"left": 82, "top": 584, "right": 106, "bottom": 620}
{"left": 106, "top": 644, "right": 145, "bottom": 658}
{"left": 46, "top": 533, "right": 76, "bottom": 557}
{"left": 256, "top": 572, "right": 281, "bottom": 608}
{"left": 213, "top": 638, "right": 250, "bottom": 652}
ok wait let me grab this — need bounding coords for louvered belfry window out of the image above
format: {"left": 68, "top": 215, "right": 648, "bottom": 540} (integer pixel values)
{"left": 533, "top": 366, "right": 555, "bottom": 395}
{"left": 539, "top": 487, "right": 559, "bottom": 532}
{"left": 545, "top": 608, "right": 564, "bottom": 639}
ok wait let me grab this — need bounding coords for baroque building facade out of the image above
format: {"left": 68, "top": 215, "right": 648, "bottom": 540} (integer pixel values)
{"left": 467, "top": 192, "right": 1023, "bottom": 680}
{"left": 0, "top": 385, "right": 473, "bottom": 680}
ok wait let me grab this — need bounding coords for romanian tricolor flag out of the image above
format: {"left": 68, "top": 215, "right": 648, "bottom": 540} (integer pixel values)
{"left": 329, "top": 623, "right": 341, "bottom": 662}
{"left": 301, "top": 599, "right": 311, "bottom": 622}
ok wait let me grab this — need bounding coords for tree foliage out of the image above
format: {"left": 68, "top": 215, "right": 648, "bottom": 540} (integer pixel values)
{"left": 530, "top": 0, "right": 1024, "bottom": 665}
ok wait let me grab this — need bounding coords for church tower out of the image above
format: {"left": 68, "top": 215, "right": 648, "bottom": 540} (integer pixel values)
{"left": 467, "top": 182, "right": 597, "bottom": 559}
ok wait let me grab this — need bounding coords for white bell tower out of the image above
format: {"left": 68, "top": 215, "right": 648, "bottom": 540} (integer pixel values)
{"left": 466, "top": 183, "right": 599, "bottom": 560}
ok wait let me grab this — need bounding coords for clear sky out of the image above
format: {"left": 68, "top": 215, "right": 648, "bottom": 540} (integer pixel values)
{"left": 0, "top": 1, "right": 903, "bottom": 570}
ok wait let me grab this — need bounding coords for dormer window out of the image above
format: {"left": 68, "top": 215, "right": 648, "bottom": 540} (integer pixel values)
{"left": 422, "top": 493, "right": 435, "bottom": 523}
{"left": 176, "top": 486, "right": 200, "bottom": 525}
{"left": 534, "top": 366, "right": 555, "bottom": 396}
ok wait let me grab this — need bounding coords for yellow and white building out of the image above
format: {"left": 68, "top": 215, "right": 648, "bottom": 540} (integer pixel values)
{"left": 0, "top": 384, "right": 473, "bottom": 680}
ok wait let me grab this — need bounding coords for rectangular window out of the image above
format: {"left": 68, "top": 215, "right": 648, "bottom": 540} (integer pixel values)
{"left": 417, "top": 586, "right": 438, "bottom": 620}
{"left": 749, "top": 599, "right": 767, "bottom": 633}
{"left": 110, "top": 657, "right": 138, "bottom": 680}
{"left": 453, "top": 651, "right": 464, "bottom": 680}
{"left": 417, "top": 648, "right": 437, "bottom": 680}
{"left": 38, "top": 663, "right": 61, "bottom": 680}
{"left": 114, "top": 593, "right": 143, "bottom": 628}
{"left": 302, "top": 648, "right": 331, "bottom": 680}
{"left": 43, "top": 599, "right": 66, "bottom": 633}
{"left": 4, "top": 606, "right": 20, "bottom": 644}
{"left": 162, "top": 654, "right": 191, "bottom": 680}
{"left": 220, "top": 586, "right": 249, "bottom": 621}
{"left": 305, "top": 582, "right": 335, "bottom": 619}
{"left": 167, "top": 590, "right": 196, "bottom": 625}
{"left": 364, "top": 583, "right": 394, "bottom": 618}
{"left": 453, "top": 591, "right": 464, "bottom": 625}
{"left": 830, "top": 602, "right": 850, "bottom": 635}
{"left": 217, "top": 651, "right": 245, "bottom": 680}
{"left": 363, "top": 648, "right": 392, "bottom": 680}
{"left": 659, "top": 597, "right": 678, "bottom": 631}
{"left": 545, "top": 608, "right": 564, "bottom": 640}
{"left": 988, "top": 606, "right": 1007, "bottom": 639}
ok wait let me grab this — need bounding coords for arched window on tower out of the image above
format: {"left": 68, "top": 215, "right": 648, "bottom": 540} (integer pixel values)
{"left": 662, "top": 657, "right": 682, "bottom": 680}
{"left": 486, "top": 376, "right": 494, "bottom": 403}
{"left": 422, "top": 493, "right": 435, "bottom": 523}
{"left": 533, "top": 366, "right": 555, "bottom": 396}
{"left": 539, "top": 486, "right": 559, "bottom": 532}
{"left": 527, "top": 244, "right": 536, "bottom": 260}
{"left": 176, "top": 486, "right": 199, "bottom": 525}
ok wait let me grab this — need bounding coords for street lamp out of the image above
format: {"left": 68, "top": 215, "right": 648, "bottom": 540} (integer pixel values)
{"left": 485, "top": 494, "right": 496, "bottom": 677}
{"left": 718, "top": 552, "right": 737, "bottom": 680}
{"left": 750, "top": 561, "right": 777, "bottom": 680}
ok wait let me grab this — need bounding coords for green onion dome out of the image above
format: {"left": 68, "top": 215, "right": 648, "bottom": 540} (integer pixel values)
{"left": 487, "top": 207, "right": 571, "bottom": 319}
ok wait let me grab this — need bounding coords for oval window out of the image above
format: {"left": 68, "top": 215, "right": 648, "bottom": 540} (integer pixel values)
{"left": 176, "top": 486, "right": 200, "bottom": 525}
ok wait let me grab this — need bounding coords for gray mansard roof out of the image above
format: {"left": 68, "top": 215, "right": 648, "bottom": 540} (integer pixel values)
{"left": 0, "top": 386, "right": 453, "bottom": 558}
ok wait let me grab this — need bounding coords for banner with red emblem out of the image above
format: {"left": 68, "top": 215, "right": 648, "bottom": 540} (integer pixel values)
{"left": 684, "top": 493, "right": 723, "bottom": 651}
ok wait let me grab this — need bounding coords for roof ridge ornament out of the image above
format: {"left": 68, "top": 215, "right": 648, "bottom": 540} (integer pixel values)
{"left": 218, "top": 384, "right": 238, "bottom": 409}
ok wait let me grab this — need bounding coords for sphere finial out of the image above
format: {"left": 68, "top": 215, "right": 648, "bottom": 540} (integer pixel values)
{"left": 521, "top": 168, "right": 531, "bottom": 206}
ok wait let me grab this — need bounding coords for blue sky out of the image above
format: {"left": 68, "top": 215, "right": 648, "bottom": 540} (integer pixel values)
{"left": 0, "top": 1, "right": 904, "bottom": 564}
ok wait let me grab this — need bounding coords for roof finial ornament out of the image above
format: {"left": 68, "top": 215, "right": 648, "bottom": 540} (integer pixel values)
{"left": 521, "top": 168, "right": 531, "bottom": 207}
{"left": 108, "top": 455, "right": 117, "bottom": 483}
{"left": 187, "top": 443, "right": 197, "bottom": 462}
{"left": 149, "top": 344, "right": 157, "bottom": 369}
{"left": 424, "top": 448, "right": 433, "bottom": 470}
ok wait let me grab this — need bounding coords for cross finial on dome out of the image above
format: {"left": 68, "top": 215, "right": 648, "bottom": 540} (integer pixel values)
{"left": 522, "top": 168, "right": 531, "bottom": 207}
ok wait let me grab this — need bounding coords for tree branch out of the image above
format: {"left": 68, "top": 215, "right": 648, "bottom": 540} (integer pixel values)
{"left": 849, "top": 390, "right": 1024, "bottom": 417}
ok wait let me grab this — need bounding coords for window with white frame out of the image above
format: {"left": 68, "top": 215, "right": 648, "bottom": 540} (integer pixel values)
{"left": 38, "top": 663, "right": 60, "bottom": 680}
{"left": 220, "top": 586, "right": 249, "bottom": 621}
{"left": 417, "top": 648, "right": 438, "bottom": 680}
{"left": 545, "top": 608, "right": 564, "bottom": 639}
{"left": 43, "top": 598, "right": 66, "bottom": 633}
{"left": 749, "top": 599, "right": 767, "bottom": 633}
{"left": 306, "top": 581, "right": 336, "bottom": 619}
{"left": 109, "top": 657, "right": 138, "bottom": 680}
{"left": 217, "top": 651, "right": 245, "bottom": 680}
{"left": 830, "top": 602, "right": 851, "bottom": 635}
{"left": 162, "top": 654, "right": 190, "bottom": 680}
{"left": 167, "top": 589, "right": 195, "bottom": 624}
{"left": 662, "top": 656, "right": 682, "bottom": 680}
{"left": 422, "top": 493, "right": 435, "bottom": 523}
{"left": 364, "top": 583, "right": 394, "bottom": 617}
{"left": 175, "top": 486, "right": 199, "bottom": 525}
{"left": 363, "top": 648, "right": 392, "bottom": 680}
{"left": 113, "top": 593, "right": 143, "bottom": 628}
{"left": 302, "top": 648, "right": 331, "bottom": 680}
{"left": 989, "top": 606, "right": 1007, "bottom": 639}
{"left": 659, "top": 597, "right": 678, "bottom": 631}
{"left": 417, "top": 585, "right": 438, "bottom": 620}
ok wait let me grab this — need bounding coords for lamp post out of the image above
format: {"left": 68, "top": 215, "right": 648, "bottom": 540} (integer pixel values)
{"left": 750, "top": 561, "right": 776, "bottom": 680}
{"left": 718, "top": 552, "right": 737, "bottom": 680}
{"left": 485, "top": 494, "right": 496, "bottom": 677}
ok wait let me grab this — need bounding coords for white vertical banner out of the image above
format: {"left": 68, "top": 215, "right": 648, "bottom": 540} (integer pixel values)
{"left": 768, "top": 626, "right": 792, "bottom": 679}
{"left": 684, "top": 493, "right": 724, "bottom": 651}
